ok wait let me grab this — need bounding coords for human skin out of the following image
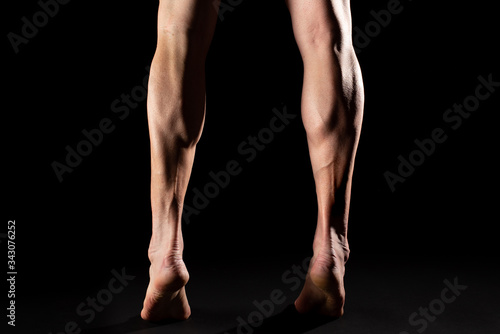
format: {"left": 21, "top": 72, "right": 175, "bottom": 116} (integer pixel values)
{"left": 141, "top": 0, "right": 364, "bottom": 321}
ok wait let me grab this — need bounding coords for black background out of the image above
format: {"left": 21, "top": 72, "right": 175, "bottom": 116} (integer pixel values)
{"left": 4, "top": 0, "right": 499, "bottom": 331}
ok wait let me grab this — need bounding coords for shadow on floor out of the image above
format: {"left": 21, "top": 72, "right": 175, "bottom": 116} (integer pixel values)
{"left": 82, "top": 315, "right": 181, "bottom": 334}
{"left": 81, "top": 304, "right": 335, "bottom": 334}
{"left": 216, "top": 304, "right": 336, "bottom": 334}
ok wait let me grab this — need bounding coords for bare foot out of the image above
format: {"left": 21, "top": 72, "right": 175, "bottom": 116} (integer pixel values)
{"left": 295, "top": 231, "right": 349, "bottom": 317}
{"left": 141, "top": 252, "right": 191, "bottom": 321}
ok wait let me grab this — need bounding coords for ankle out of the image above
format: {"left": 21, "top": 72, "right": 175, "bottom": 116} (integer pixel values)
{"left": 313, "top": 228, "right": 350, "bottom": 264}
{"left": 148, "top": 229, "right": 184, "bottom": 259}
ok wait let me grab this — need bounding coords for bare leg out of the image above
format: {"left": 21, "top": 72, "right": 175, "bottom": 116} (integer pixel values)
{"left": 285, "top": 0, "right": 364, "bottom": 317}
{"left": 141, "top": 0, "right": 219, "bottom": 322}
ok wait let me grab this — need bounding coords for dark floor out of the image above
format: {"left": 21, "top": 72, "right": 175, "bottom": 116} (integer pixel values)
{"left": 16, "top": 255, "right": 500, "bottom": 334}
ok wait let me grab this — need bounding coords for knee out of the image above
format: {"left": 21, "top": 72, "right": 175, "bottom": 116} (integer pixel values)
{"left": 305, "top": 28, "right": 354, "bottom": 59}
{"left": 294, "top": 18, "right": 354, "bottom": 58}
